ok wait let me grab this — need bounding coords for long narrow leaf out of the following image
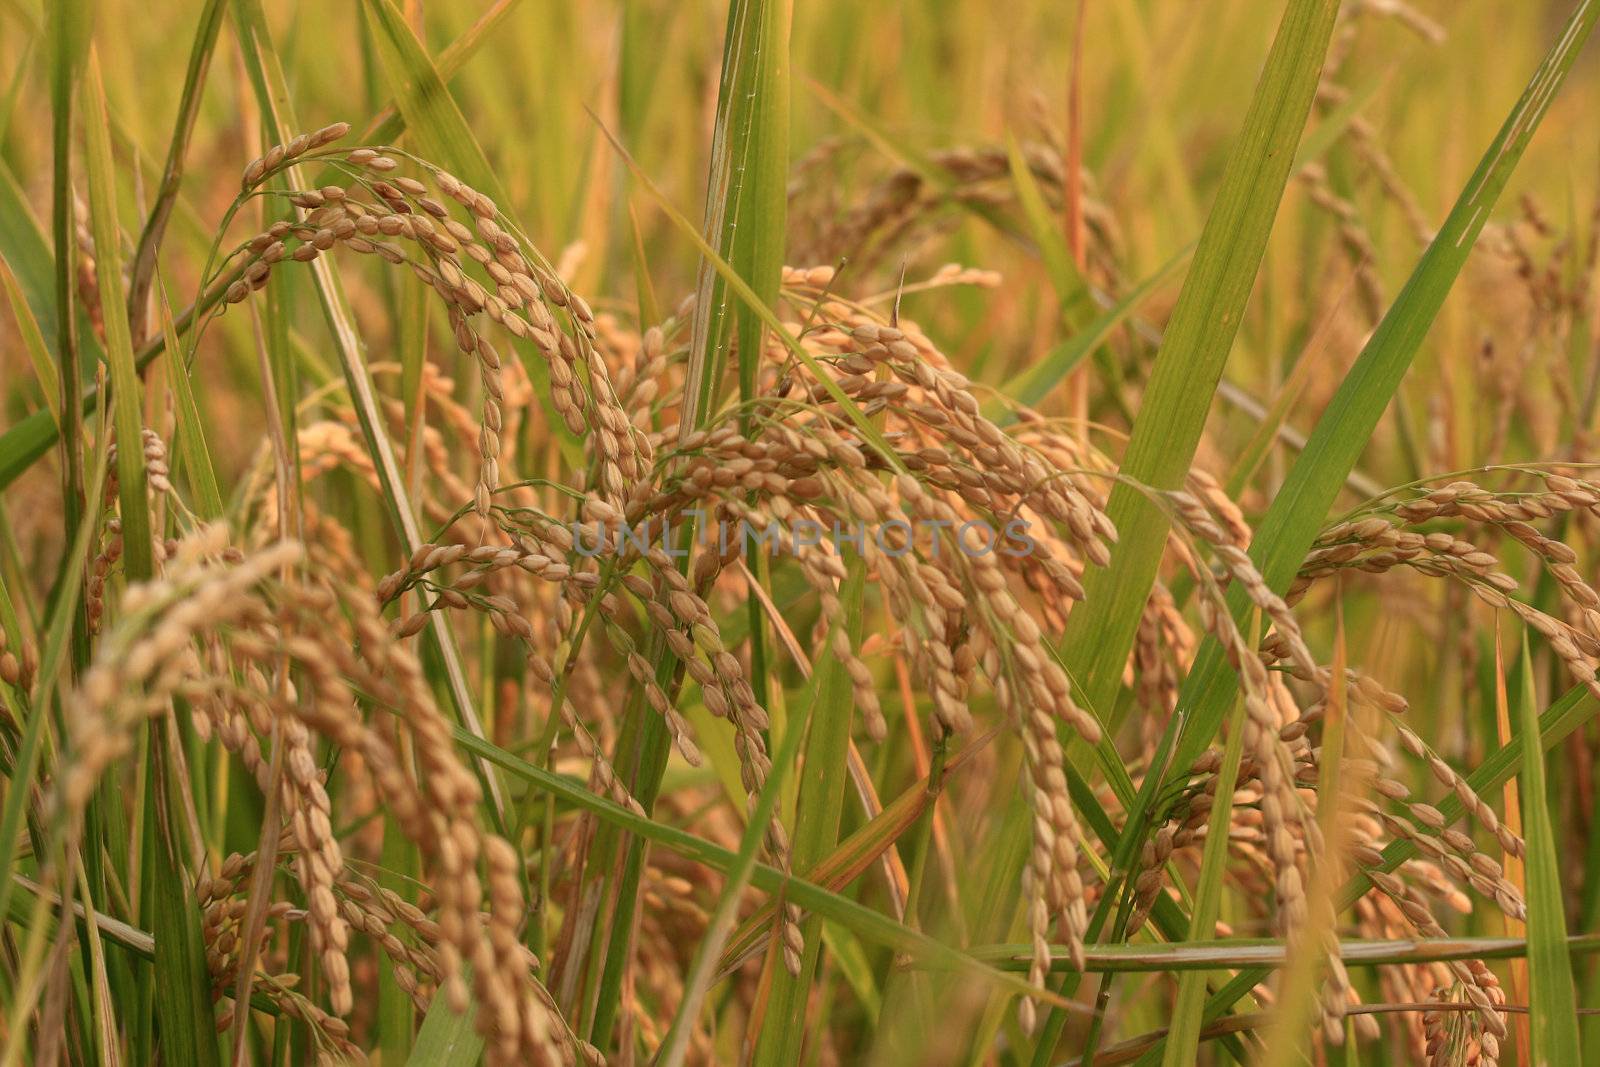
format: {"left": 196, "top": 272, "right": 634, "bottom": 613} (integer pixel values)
{"left": 992, "top": 244, "right": 1192, "bottom": 417}
{"left": 1161, "top": 690, "right": 1247, "bottom": 1066}
{"left": 685, "top": 0, "right": 792, "bottom": 428}
{"left": 0, "top": 451, "right": 106, "bottom": 938}
{"left": 0, "top": 252, "right": 60, "bottom": 428}
{"left": 359, "top": 0, "right": 504, "bottom": 202}
{"left": 84, "top": 47, "right": 218, "bottom": 1067}
{"left": 1515, "top": 632, "right": 1582, "bottom": 1065}
{"left": 126, "top": 0, "right": 227, "bottom": 342}
{"left": 449, "top": 726, "right": 1080, "bottom": 1011}
{"left": 1055, "top": 0, "right": 1340, "bottom": 718}
{"left": 755, "top": 568, "right": 862, "bottom": 1067}
{"left": 657, "top": 624, "right": 823, "bottom": 1067}
{"left": 155, "top": 278, "right": 222, "bottom": 520}
{"left": 406, "top": 998, "right": 480, "bottom": 1067}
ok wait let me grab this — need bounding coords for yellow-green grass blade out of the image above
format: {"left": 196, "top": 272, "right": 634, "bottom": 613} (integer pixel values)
{"left": 4, "top": 871, "right": 153, "bottom": 960}
{"left": 1023, "top": 5, "right": 1340, "bottom": 1049}
{"left": 156, "top": 276, "right": 222, "bottom": 521}
{"left": 1161, "top": 688, "right": 1248, "bottom": 1067}
{"left": 360, "top": 0, "right": 503, "bottom": 205}
{"left": 990, "top": 244, "right": 1192, "bottom": 419}
{"left": 728, "top": 0, "right": 790, "bottom": 426}
{"left": 448, "top": 725, "right": 1081, "bottom": 1013}
{"left": 588, "top": 7, "right": 794, "bottom": 1038}
{"left": 84, "top": 45, "right": 219, "bottom": 1067}
{"left": 0, "top": 449, "right": 106, "bottom": 953}
{"left": 627, "top": 201, "right": 661, "bottom": 328}
{"left": 701, "top": 0, "right": 790, "bottom": 834}
{"left": 379, "top": 822, "right": 422, "bottom": 1062}
{"left": 1004, "top": 132, "right": 1088, "bottom": 316}
{"left": 0, "top": 38, "right": 29, "bottom": 146}
{"left": 0, "top": 444, "right": 104, "bottom": 1067}
{"left": 551, "top": 144, "right": 900, "bottom": 1030}
{"left": 126, "top": 0, "right": 227, "bottom": 343}
{"left": 254, "top": 184, "right": 303, "bottom": 543}
{"left": 0, "top": 164, "right": 78, "bottom": 364}
{"left": 398, "top": 264, "right": 430, "bottom": 513}
{"left": 1496, "top": 631, "right": 1533, "bottom": 1065}
{"left": 967, "top": 933, "right": 1600, "bottom": 974}
{"left": 81, "top": 49, "right": 151, "bottom": 583}
{"left": 755, "top": 568, "right": 863, "bottom": 1067}
{"left": 1101, "top": 1, "right": 1203, "bottom": 238}
{"left": 823, "top": 921, "right": 882, "bottom": 1022}
{"left": 1221, "top": 274, "right": 1350, "bottom": 498}
{"left": 713, "top": 1, "right": 796, "bottom": 1035}
{"left": 144, "top": 762, "right": 219, "bottom": 1067}
{"left": 713, "top": 733, "right": 953, "bottom": 977}
{"left": 657, "top": 587, "right": 837, "bottom": 1067}
{"left": 0, "top": 202, "right": 208, "bottom": 492}
{"left": 1293, "top": 73, "right": 1386, "bottom": 171}
{"left": 406, "top": 997, "right": 480, "bottom": 1067}
{"left": 586, "top": 59, "right": 892, "bottom": 1030}
{"left": 0, "top": 251, "right": 60, "bottom": 429}
{"left": 348, "top": 0, "right": 522, "bottom": 150}
{"left": 1516, "top": 632, "right": 1582, "bottom": 1066}
{"left": 685, "top": 0, "right": 791, "bottom": 427}
{"left": 47, "top": 0, "right": 90, "bottom": 672}
{"left": 1055, "top": 0, "right": 1341, "bottom": 722}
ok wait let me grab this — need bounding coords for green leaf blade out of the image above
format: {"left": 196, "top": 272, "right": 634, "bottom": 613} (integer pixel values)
{"left": 1517, "top": 634, "right": 1582, "bottom": 1066}
{"left": 1056, "top": 0, "right": 1342, "bottom": 719}
{"left": 755, "top": 568, "right": 863, "bottom": 1067}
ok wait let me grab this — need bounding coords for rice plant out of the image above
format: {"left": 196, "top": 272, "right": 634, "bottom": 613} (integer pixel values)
{"left": 0, "top": 1, "right": 1597, "bottom": 1064}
